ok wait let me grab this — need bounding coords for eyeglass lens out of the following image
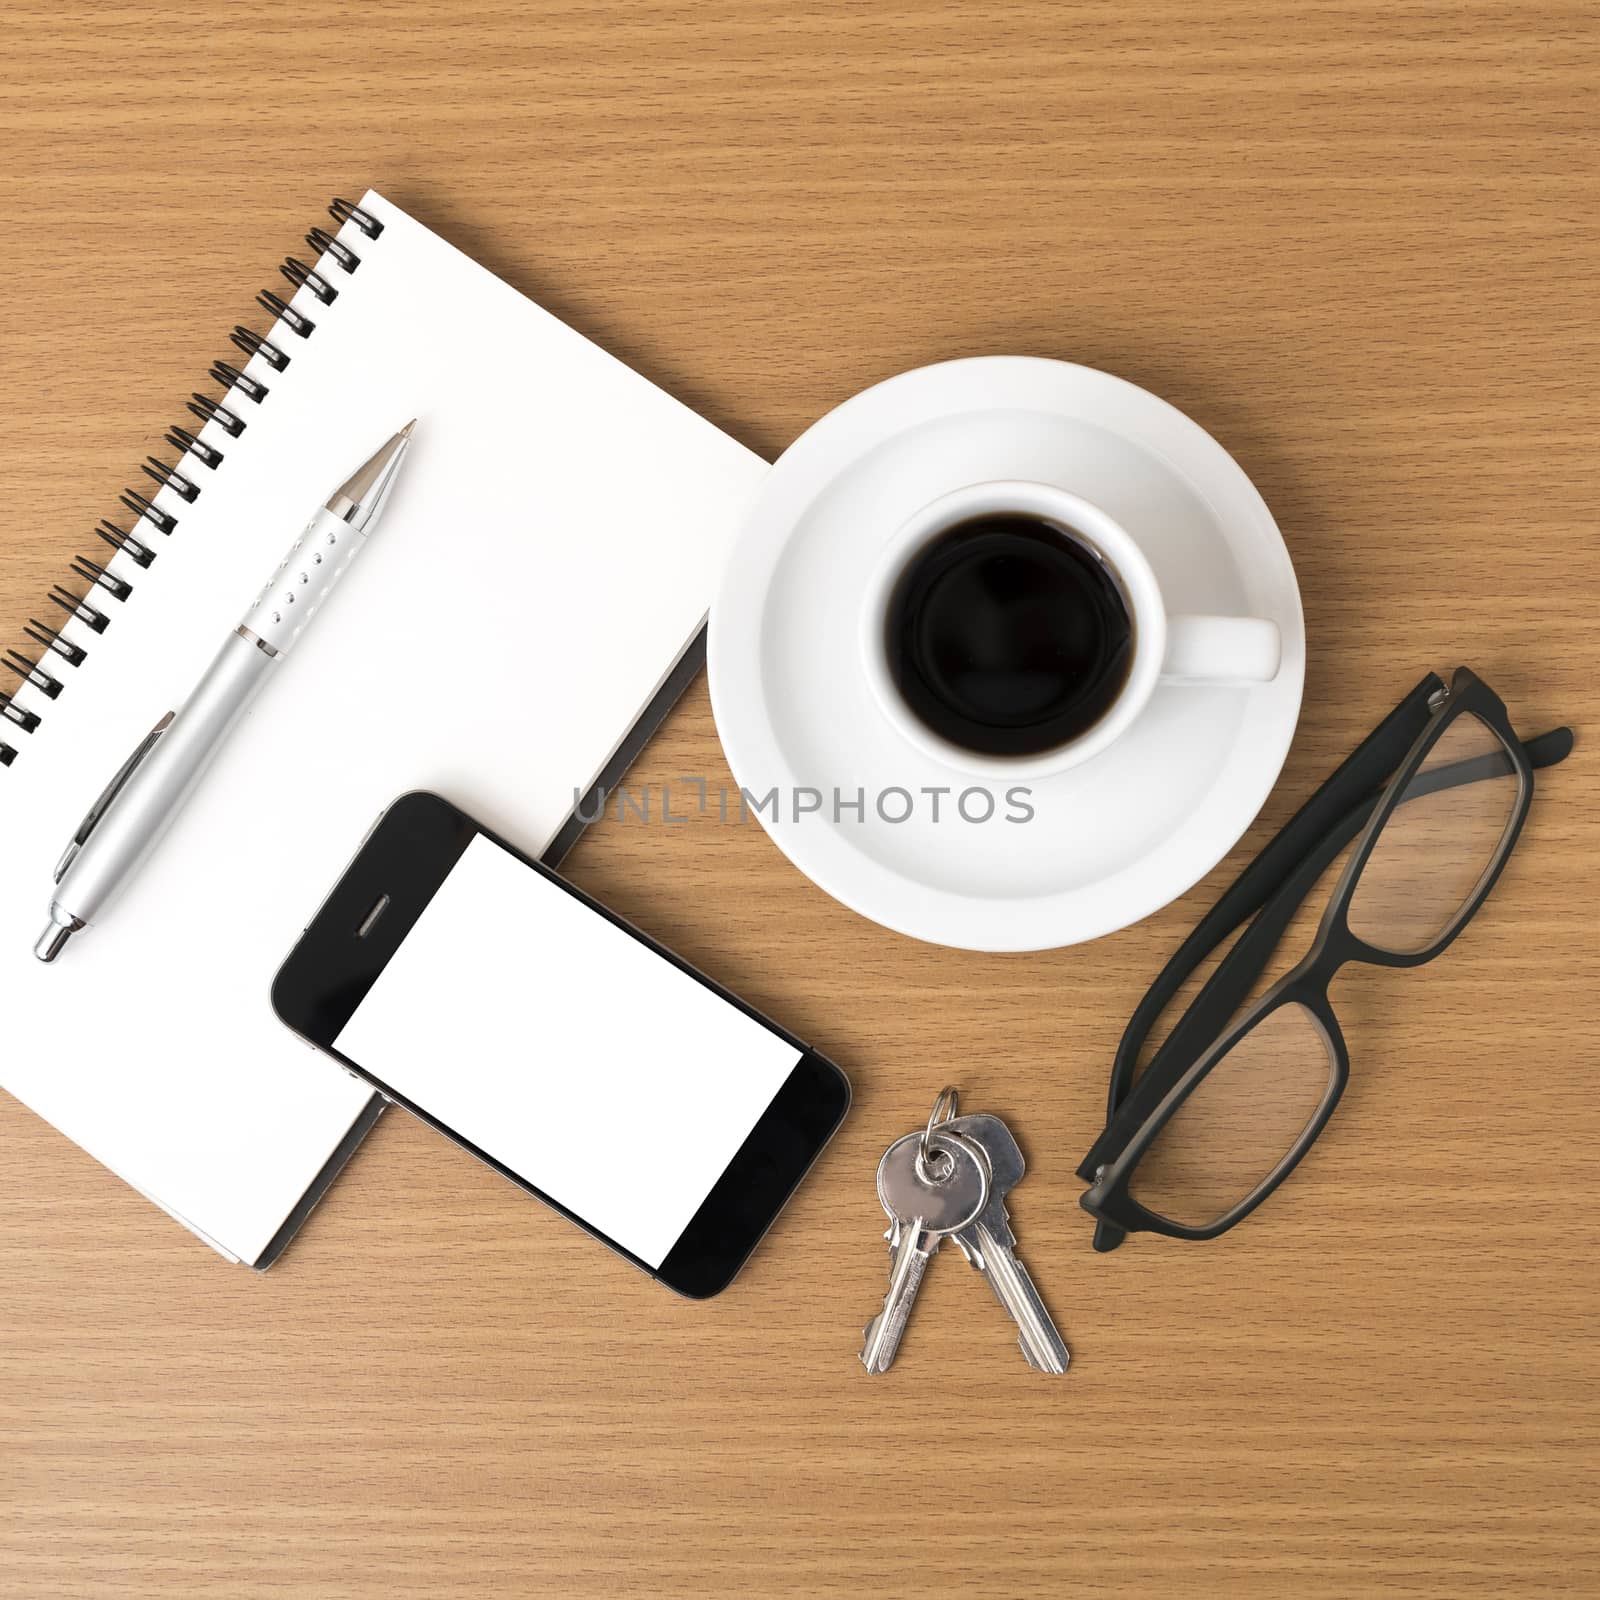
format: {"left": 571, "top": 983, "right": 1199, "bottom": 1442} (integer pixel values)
{"left": 1128, "top": 1001, "right": 1337, "bottom": 1227}
{"left": 1346, "top": 712, "right": 1522, "bottom": 956}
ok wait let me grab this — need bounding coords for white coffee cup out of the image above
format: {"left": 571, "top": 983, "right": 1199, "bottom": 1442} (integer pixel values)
{"left": 859, "top": 480, "right": 1282, "bottom": 780}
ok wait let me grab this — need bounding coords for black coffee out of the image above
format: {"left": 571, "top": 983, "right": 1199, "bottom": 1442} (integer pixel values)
{"left": 884, "top": 514, "right": 1134, "bottom": 757}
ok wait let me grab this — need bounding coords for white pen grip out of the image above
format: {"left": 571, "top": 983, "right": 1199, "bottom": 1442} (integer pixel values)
{"left": 243, "top": 505, "right": 367, "bottom": 655}
{"left": 54, "top": 633, "right": 274, "bottom": 925}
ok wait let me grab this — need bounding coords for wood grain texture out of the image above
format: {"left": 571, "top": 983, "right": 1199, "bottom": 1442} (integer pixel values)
{"left": 1, "top": 2, "right": 1596, "bottom": 1595}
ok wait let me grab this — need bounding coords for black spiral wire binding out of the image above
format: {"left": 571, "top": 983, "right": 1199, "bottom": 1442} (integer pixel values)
{"left": 48, "top": 585, "right": 108, "bottom": 634}
{"left": 186, "top": 392, "right": 246, "bottom": 438}
{"left": 208, "top": 360, "right": 270, "bottom": 404}
{"left": 256, "top": 290, "right": 316, "bottom": 338}
{"left": 3, "top": 650, "right": 62, "bottom": 699}
{"left": 230, "top": 325, "right": 290, "bottom": 372}
{"left": 95, "top": 520, "right": 157, "bottom": 569}
{"left": 2, "top": 197, "right": 377, "bottom": 773}
{"left": 163, "top": 424, "right": 224, "bottom": 469}
{"left": 306, "top": 228, "right": 359, "bottom": 273}
{"left": 118, "top": 489, "right": 178, "bottom": 535}
{"left": 141, "top": 455, "right": 199, "bottom": 502}
{"left": 24, "top": 621, "right": 88, "bottom": 667}
{"left": 69, "top": 556, "right": 134, "bottom": 602}
{"left": 329, "top": 198, "right": 383, "bottom": 238}
{"left": 280, "top": 257, "right": 339, "bottom": 305}
{"left": 1, "top": 693, "right": 42, "bottom": 734}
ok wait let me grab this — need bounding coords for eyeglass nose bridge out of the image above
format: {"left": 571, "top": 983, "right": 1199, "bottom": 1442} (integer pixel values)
{"left": 1078, "top": 666, "right": 1569, "bottom": 1252}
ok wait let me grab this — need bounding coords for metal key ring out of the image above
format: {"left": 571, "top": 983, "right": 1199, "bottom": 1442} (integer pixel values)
{"left": 916, "top": 1086, "right": 960, "bottom": 1183}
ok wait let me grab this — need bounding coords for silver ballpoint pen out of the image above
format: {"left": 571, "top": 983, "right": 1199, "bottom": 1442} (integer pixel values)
{"left": 35, "top": 421, "right": 416, "bottom": 962}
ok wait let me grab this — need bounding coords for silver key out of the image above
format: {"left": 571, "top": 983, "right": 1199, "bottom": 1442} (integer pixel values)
{"left": 946, "top": 1111, "right": 1070, "bottom": 1375}
{"left": 860, "top": 1129, "right": 990, "bottom": 1374}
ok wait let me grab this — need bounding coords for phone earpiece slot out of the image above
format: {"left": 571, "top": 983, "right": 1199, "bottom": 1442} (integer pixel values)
{"left": 356, "top": 894, "right": 391, "bottom": 939}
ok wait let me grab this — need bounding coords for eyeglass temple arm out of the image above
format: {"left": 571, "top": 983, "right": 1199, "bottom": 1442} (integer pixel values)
{"left": 1132, "top": 723, "right": 1574, "bottom": 1103}
{"left": 1092, "top": 674, "right": 1445, "bottom": 1136}
{"left": 1079, "top": 791, "right": 1373, "bottom": 1185}
{"left": 1078, "top": 716, "right": 1573, "bottom": 1186}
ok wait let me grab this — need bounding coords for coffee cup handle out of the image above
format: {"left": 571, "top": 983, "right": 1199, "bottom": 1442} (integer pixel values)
{"left": 1160, "top": 615, "right": 1282, "bottom": 684}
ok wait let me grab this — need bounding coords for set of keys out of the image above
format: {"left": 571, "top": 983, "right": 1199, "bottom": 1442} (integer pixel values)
{"left": 860, "top": 1090, "right": 1070, "bottom": 1375}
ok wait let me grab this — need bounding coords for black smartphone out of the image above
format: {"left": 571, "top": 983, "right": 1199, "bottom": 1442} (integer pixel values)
{"left": 272, "top": 791, "right": 850, "bottom": 1297}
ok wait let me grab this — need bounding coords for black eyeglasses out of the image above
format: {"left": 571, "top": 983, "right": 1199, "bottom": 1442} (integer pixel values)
{"left": 1078, "top": 667, "right": 1573, "bottom": 1251}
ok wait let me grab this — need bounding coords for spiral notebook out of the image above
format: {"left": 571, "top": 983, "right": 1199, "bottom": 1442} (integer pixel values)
{"left": 0, "top": 191, "right": 767, "bottom": 1267}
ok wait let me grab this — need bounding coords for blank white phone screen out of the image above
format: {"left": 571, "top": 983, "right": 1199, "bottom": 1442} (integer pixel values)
{"left": 334, "top": 833, "right": 802, "bottom": 1267}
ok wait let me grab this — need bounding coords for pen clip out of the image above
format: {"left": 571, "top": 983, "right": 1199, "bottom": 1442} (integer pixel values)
{"left": 54, "top": 712, "right": 175, "bottom": 883}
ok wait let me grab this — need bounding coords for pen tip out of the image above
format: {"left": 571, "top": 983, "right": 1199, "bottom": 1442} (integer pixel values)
{"left": 399, "top": 419, "right": 416, "bottom": 438}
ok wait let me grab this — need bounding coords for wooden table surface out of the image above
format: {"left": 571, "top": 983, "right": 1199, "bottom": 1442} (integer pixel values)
{"left": 3, "top": 3, "right": 1596, "bottom": 1595}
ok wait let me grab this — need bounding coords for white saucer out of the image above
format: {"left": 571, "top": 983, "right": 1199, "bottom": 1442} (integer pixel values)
{"left": 708, "top": 358, "right": 1305, "bottom": 951}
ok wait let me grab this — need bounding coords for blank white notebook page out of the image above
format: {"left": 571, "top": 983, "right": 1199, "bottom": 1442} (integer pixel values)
{"left": 335, "top": 834, "right": 800, "bottom": 1268}
{"left": 0, "top": 190, "right": 767, "bottom": 1263}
